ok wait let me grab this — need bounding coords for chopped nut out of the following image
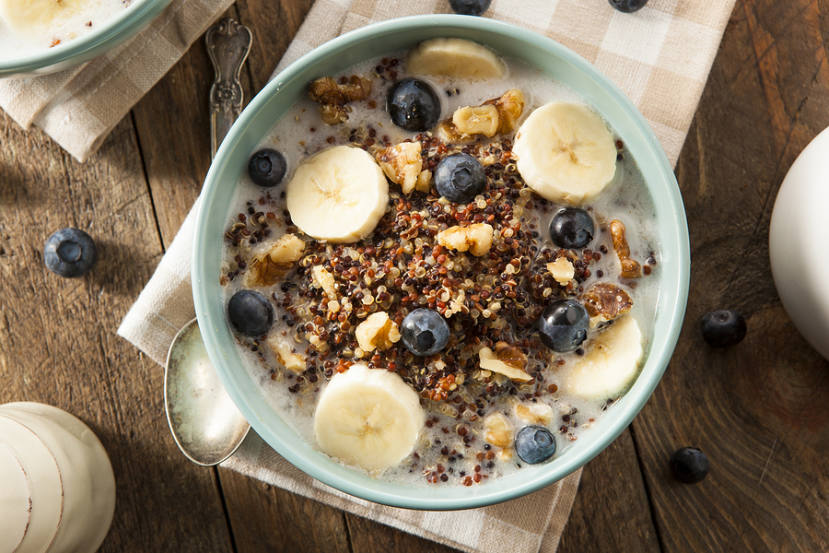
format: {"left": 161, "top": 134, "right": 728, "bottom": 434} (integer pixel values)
{"left": 546, "top": 257, "right": 575, "bottom": 285}
{"left": 415, "top": 169, "right": 432, "bottom": 192}
{"left": 515, "top": 402, "right": 554, "bottom": 425}
{"left": 311, "top": 265, "right": 337, "bottom": 299}
{"left": 484, "top": 89, "right": 525, "bottom": 133}
{"left": 245, "top": 234, "right": 305, "bottom": 286}
{"left": 437, "top": 223, "right": 494, "bottom": 257}
{"left": 354, "top": 311, "right": 401, "bottom": 352}
{"left": 479, "top": 343, "right": 532, "bottom": 382}
{"left": 484, "top": 412, "right": 513, "bottom": 448}
{"left": 452, "top": 105, "right": 499, "bottom": 137}
{"left": 435, "top": 119, "right": 465, "bottom": 143}
{"left": 609, "top": 220, "right": 641, "bottom": 278}
{"left": 267, "top": 335, "right": 306, "bottom": 373}
{"left": 496, "top": 448, "right": 514, "bottom": 462}
{"left": 308, "top": 75, "right": 372, "bottom": 125}
{"left": 376, "top": 142, "right": 422, "bottom": 194}
{"left": 581, "top": 282, "right": 633, "bottom": 324}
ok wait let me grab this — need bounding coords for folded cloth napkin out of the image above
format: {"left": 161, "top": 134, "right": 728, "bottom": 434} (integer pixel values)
{"left": 118, "top": 1, "right": 736, "bottom": 551}
{"left": 0, "top": 0, "right": 234, "bottom": 162}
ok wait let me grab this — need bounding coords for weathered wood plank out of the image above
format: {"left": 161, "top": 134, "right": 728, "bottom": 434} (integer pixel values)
{"left": 0, "top": 114, "right": 234, "bottom": 552}
{"left": 632, "top": 1, "right": 829, "bottom": 551}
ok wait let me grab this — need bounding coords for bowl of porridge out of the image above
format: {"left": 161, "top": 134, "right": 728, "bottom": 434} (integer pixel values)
{"left": 0, "top": 0, "right": 171, "bottom": 76}
{"left": 193, "top": 14, "right": 690, "bottom": 509}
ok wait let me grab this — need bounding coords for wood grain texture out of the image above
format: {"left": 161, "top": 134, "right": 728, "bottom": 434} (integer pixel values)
{"left": 632, "top": 1, "right": 829, "bottom": 552}
{"left": 0, "top": 115, "right": 234, "bottom": 552}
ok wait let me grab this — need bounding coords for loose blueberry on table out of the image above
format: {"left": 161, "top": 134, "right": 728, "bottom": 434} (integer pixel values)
{"left": 44, "top": 228, "right": 97, "bottom": 278}
{"left": 700, "top": 310, "right": 746, "bottom": 347}
{"left": 670, "top": 447, "right": 709, "bottom": 483}
{"left": 387, "top": 77, "right": 442, "bottom": 132}
{"left": 608, "top": 0, "right": 649, "bottom": 13}
{"left": 434, "top": 153, "right": 486, "bottom": 203}
{"left": 227, "top": 289, "right": 274, "bottom": 336}
{"left": 449, "top": 0, "right": 492, "bottom": 16}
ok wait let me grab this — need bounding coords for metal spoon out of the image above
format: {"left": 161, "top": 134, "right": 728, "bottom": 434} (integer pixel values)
{"left": 163, "top": 18, "right": 253, "bottom": 466}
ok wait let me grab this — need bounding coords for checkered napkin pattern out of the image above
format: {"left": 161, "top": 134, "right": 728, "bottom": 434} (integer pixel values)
{"left": 118, "top": 1, "right": 735, "bottom": 552}
{"left": 0, "top": 0, "right": 234, "bottom": 162}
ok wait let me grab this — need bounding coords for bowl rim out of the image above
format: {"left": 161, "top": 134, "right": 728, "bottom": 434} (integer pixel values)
{"left": 0, "top": 0, "right": 172, "bottom": 76}
{"left": 194, "top": 14, "right": 690, "bottom": 510}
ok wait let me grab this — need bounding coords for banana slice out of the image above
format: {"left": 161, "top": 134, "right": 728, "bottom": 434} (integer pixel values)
{"left": 286, "top": 145, "right": 389, "bottom": 243}
{"left": 313, "top": 363, "right": 425, "bottom": 472}
{"left": 407, "top": 38, "right": 505, "bottom": 80}
{"left": 0, "top": 0, "right": 89, "bottom": 33}
{"left": 558, "top": 314, "right": 643, "bottom": 400}
{"left": 513, "top": 102, "right": 617, "bottom": 205}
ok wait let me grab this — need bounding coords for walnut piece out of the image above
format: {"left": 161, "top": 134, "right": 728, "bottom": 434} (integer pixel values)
{"left": 267, "top": 335, "right": 306, "bottom": 373}
{"left": 437, "top": 223, "right": 494, "bottom": 257}
{"left": 354, "top": 311, "right": 401, "bottom": 352}
{"left": 375, "top": 141, "right": 425, "bottom": 194}
{"left": 609, "top": 220, "right": 641, "bottom": 278}
{"left": 245, "top": 234, "right": 305, "bottom": 286}
{"left": 478, "top": 342, "right": 532, "bottom": 382}
{"left": 415, "top": 169, "right": 432, "bottom": 192}
{"left": 546, "top": 257, "right": 575, "bottom": 285}
{"left": 308, "top": 75, "right": 372, "bottom": 125}
{"left": 514, "top": 402, "right": 554, "bottom": 425}
{"left": 484, "top": 88, "right": 525, "bottom": 134}
{"left": 311, "top": 265, "right": 337, "bottom": 299}
{"left": 452, "top": 105, "right": 499, "bottom": 137}
{"left": 582, "top": 282, "right": 633, "bottom": 323}
{"left": 484, "top": 412, "right": 514, "bottom": 448}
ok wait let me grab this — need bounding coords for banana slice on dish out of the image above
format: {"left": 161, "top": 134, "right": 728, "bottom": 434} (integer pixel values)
{"left": 313, "top": 363, "right": 425, "bottom": 472}
{"left": 286, "top": 145, "right": 389, "bottom": 243}
{"left": 407, "top": 38, "right": 505, "bottom": 80}
{"left": 513, "top": 102, "right": 617, "bottom": 205}
{"left": 557, "top": 314, "right": 643, "bottom": 400}
{"left": 0, "top": 0, "right": 88, "bottom": 33}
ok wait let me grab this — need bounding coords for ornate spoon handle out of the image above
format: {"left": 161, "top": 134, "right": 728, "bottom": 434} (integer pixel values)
{"left": 206, "top": 18, "right": 253, "bottom": 158}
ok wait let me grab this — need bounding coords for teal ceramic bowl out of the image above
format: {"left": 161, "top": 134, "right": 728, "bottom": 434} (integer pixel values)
{"left": 0, "top": 0, "right": 171, "bottom": 77}
{"left": 193, "top": 14, "right": 690, "bottom": 510}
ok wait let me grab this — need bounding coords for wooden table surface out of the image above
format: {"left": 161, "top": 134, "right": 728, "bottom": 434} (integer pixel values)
{"left": 1, "top": 1, "right": 827, "bottom": 551}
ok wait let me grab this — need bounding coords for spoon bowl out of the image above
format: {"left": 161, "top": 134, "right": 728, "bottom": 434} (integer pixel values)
{"left": 164, "top": 318, "right": 250, "bottom": 466}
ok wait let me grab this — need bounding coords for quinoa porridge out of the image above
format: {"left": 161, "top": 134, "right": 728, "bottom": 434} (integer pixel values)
{"left": 220, "top": 38, "right": 659, "bottom": 486}
{"left": 0, "top": 0, "right": 134, "bottom": 58}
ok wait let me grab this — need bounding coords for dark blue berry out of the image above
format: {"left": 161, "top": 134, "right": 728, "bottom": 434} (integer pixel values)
{"left": 537, "top": 299, "right": 589, "bottom": 352}
{"left": 228, "top": 290, "right": 273, "bottom": 336}
{"left": 434, "top": 153, "right": 486, "bottom": 203}
{"left": 609, "top": 0, "right": 648, "bottom": 13}
{"left": 700, "top": 310, "right": 746, "bottom": 347}
{"left": 670, "top": 447, "right": 709, "bottom": 483}
{"left": 44, "top": 228, "right": 97, "bottom": 278}
{"left": 515, "top": 425, "right": 556, "bottom": 464}
{"left": 549, "top": 208, "right": 594, "bottom": 249}
{"left": 400, "top": 308, "right": 449, "bottom": 356}
{"left": 387, "top": 78, "right": 441, "bottom": 132}
{"left": 449, "top": 0, "right": 491, "bottom": 16}
{"left": 248, "top": 149, "right": 287, "bottom": 187}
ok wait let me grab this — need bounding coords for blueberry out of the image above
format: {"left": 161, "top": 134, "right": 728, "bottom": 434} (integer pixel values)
{"left": 515, "top": 425, "right": 556, "bottom": 464}
{"left": 549, "top": 208, "right": 594, "bottom": 249}
{"left": 228, "top": 290, "right": 273, "bottom": 336}
{"left": 400, "top": 308, "right": 449, "bottom": 356}
{"left": 670, "top": 447, "right": 709, "bottom": 483}
{"left": 449, "top": 0, "right": 491, "bottom": 16}
{"left": 537, "top": 299, "right": 589, "bottom": 352}
{"left": 434, "top": 153, "right": 486, "bottom": 203}
{"left": 43, "top": 228, "right": 97, "bottom": 278}
{"left": 608, "top": 0, "right": 648, "bottom": 12}
{"left": 248, "top": 149, "right": 287, "bottom": 187}
{"left": 387, "top": 78, "right": 441, "bottom": 132}
{"left": 700, "top": 310, "right": 746, "bottom": 347}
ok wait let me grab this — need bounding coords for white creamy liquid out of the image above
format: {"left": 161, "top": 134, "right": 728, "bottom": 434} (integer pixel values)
{"left": 221, "top": 51, "right": 661, "bottom": 486}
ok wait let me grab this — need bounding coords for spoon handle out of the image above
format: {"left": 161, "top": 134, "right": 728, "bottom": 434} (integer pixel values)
{"left": 206, "top": 18, "right": 253, "bottom": 158}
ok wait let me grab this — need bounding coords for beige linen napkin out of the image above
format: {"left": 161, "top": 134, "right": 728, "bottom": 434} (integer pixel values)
{"left": 119, "top": 1, "right": 736, "bottom": 551}
{"left": 0, "top": 0, "right": 234, "bottom": 162}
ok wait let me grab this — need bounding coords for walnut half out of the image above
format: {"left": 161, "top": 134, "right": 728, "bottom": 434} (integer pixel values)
{"left": 581, "top": 282, "right": 633, "bottom": 324}
{"left": 437, "top": 223, "right": 494, "bottom": 257}
{"left": 609, "top": 219, "right": 641, "bottom": 278}
{"left": 437, "top": 89, "right": 525, "bottom": 142}
{"left": 478, "top": 342, "right": 532, "bottom": 382}
{"left": 244, "top": 233, "right": 305, "bottom": 286}
{"left": 375, "top": 141, "right": 429, "bottom": 194}
{"left": 308, "top": 75, "right": 372, "bottom": 125}
{"left": 355, "top": 311, "right": 401, "bottom": 352}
